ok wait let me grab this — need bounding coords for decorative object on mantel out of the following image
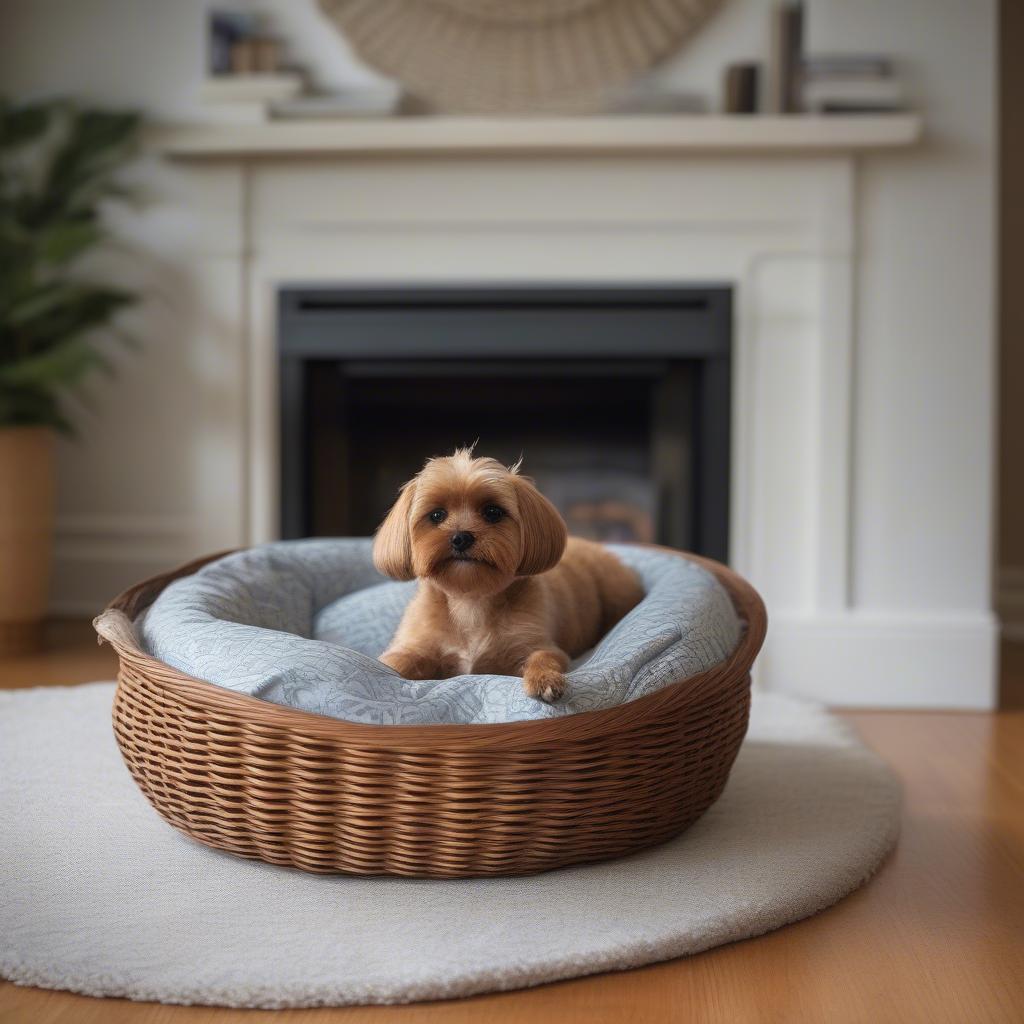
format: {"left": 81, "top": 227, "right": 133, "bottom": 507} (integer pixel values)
{"left": 723, "top": 63, "right": 759, "bottom": 114}
{"left": 802, "top": 55, "right": 906, "bottom": 114}
{"left": 210, "top": 11, "right": 256, "bottom": 74}
{"left": 768, "top": 1, "right": 908, "bottom": 117}
{"left": 0, "top": 98, "right": 139, "bottom": 654}
{"left": 204, "top": 9, "right": 400, "bottom": 123}
{"left": 209, "top": 10, "right": 282, "bottom": 75}
{"left": 769, "top": 0, "right": 803, "bottom": 113}
{"left": 205, "top": 10, "right": 312, "bottom": 123}
{"left": 316, "top": 0, "right": 727, "bottom": 114}
{"left": 200, "top": 73, "right": 305, "bottom": 124}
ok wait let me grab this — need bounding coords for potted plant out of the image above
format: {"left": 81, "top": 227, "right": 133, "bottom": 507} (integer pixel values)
{"left": 0, "top": 98, "right": 140, "bottom": 653}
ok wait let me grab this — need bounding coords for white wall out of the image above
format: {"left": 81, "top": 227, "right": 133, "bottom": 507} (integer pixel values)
{"left": 813, "top": 2, "right": 996, "bottom": 614}
{"left": 0, "top": 1, "right": 997, "bottom": 703}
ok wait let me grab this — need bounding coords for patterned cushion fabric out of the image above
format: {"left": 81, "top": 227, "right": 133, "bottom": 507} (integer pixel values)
{"left": 136, "top": 539, "right": 742, "bottom": 726}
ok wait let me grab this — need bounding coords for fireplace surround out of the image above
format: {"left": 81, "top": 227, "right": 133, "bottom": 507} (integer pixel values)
{"left": 98, "top": 114, "right": 994, "bottom": 708}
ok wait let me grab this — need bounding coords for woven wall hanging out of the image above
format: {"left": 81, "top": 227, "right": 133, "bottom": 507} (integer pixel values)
{"left": 317, "top": 0, "right": 726, "bottom": 113}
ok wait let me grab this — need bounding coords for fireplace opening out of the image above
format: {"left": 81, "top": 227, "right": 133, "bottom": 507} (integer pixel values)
{"left": 279, "top": 286, "right": 731, "bottom": 560}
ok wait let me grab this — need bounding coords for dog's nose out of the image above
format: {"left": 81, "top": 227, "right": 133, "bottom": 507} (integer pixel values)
{"left": 450, "top": 531, "right": 475, "bottom": 552}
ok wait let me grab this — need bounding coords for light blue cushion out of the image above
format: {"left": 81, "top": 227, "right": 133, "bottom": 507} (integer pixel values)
{"left": 137, "top": 539, "right": 741, "bottom": 726}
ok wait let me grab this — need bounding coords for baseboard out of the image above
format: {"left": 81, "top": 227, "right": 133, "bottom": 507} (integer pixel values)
{"left": 51, "top": 515, "right": 197, "bottom": 616}
{"left": 760, "top": 611, "right": 999, "bottom": 709}
{"left": 997, "top": 566, "right": 1024, "bottom": 643}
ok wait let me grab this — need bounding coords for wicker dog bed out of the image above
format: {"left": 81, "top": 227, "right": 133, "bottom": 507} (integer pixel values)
{"left": 95, "top": 547, "right": 766, "bottom": 878}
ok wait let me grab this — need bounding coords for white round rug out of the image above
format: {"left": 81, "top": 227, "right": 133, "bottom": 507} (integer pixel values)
{"left": 0, "top": 683, "right": 900, "bottom": 1009}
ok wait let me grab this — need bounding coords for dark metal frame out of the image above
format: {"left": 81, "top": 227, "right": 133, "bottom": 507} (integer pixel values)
{"left": 278, "top": 285, "right": 732, "bottom": 561}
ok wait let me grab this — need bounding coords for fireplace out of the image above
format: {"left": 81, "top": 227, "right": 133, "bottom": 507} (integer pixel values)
{"left": 113, "top": 125, "right": 992, "bottom": 709}
{"left": 278, "top": 286, "right": 731, "bottom": 560}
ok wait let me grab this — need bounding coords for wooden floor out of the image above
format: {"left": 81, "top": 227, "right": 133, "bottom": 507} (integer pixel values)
{"left": 2, "top": 625, "right": 1023, "bottom": 1024}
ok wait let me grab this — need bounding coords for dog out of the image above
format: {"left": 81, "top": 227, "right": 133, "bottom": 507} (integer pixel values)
{"left": 373, "top": 448, "right": 644, "bottom": 702}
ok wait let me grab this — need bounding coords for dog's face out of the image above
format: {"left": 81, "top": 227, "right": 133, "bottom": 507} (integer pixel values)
{"left": 373, "top": 450, "right": 567, "bottom": 597}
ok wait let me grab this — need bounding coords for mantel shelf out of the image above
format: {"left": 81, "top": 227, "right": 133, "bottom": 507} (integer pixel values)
{"left": 155, "top": 113, "right": 923, "bottom": 160}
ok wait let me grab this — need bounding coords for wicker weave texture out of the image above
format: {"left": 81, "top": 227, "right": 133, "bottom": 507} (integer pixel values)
{"left": 98, "top": 547, "right": 765, "bottom": 878}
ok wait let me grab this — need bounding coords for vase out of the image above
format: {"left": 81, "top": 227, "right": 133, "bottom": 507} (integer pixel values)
{"left": 0, "top": 426, "right": 55, "bottom": 655}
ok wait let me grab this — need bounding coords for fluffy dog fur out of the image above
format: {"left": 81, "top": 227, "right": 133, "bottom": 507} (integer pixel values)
{"left": 373, "top": 449, "right": 644, "bottom": 702}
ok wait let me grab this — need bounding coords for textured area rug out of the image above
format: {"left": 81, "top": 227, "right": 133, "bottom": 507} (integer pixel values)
{"left": 0, "top": 683, "right": 900, "bottom": 1009}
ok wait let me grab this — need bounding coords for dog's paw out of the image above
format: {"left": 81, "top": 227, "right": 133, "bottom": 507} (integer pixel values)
{"left": 380, "top": 649, "right": 435, "bottom": 681}
{"left": 523, "top": 670, "right": 566, "bottom": 704}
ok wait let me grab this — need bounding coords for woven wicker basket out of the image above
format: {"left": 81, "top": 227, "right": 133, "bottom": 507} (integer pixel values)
{"left": 94, "top": 546, "right": 765, "bottom": 878}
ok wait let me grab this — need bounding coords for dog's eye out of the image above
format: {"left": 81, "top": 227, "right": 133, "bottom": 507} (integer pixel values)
{"left": 481, "top": 505, "right": 505, "bottom": 523}
{"left": 428, "top": 508, "right": 447, "bottom": 524}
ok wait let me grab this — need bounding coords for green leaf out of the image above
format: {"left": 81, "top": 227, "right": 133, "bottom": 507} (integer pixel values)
{"left": 0, "top": 335, "right": 110, "bottom": 388}
{"left": 0, "top": 96, "right": 141, "bottom": 432}
{"left": 4, "top": 282, "right": 134, "bottom": 332}
{"left": 41, "top": 108, "right": 140, "bottom": 215}
{"left": 0, "top": 382, "right": 73, "bottom": 434}
{"left": 37, "top": 219, "right": 103, "bottom": 265}
{"left": 0, "top": 98, "right": 55, "bottom": 149}
{"left": 5, "top": 282, "right": 91, "bottom": 326}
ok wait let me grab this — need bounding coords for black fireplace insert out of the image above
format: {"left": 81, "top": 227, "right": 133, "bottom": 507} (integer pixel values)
{"left": 278, "top": 285, "right": 731, "bottom": 561}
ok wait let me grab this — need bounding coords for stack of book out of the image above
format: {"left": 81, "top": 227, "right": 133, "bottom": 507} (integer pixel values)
{"left": 801, "top": 55, "right": 905, "bottom": 114}
{"left": 768, "top": 2, "right": 906, "bottom": 115}
{"left": 200, "top": 74, "right": 305, "bottom": 124}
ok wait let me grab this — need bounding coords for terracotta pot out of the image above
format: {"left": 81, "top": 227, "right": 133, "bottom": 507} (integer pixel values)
{"left": 0, "top": 426, "right": 55, "bottom": 654}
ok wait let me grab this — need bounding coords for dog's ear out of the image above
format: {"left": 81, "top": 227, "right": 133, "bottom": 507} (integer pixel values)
{"left": 373, "top": 481, "right": 417, "bottom": 580}
{"left": 513, "top": 476, "right": 567, "bottom": 576}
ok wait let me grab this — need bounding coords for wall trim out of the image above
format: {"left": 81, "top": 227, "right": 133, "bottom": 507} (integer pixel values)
{"left": 51, "top": 515, "right": 198, "bottom": 616}
{"left": 761, "top": 611, "right": 999, "bottom": 709}
{"left": 55, "top": 513, "right": 195, "bottom": 541}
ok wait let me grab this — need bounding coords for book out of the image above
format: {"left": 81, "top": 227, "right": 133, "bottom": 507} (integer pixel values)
{"left": 814, "top": 102, "right": 908, "bottom": 115}
{"left": 208, "top": 11, "right": 261, "bottom": 75}
{"left": 200, "top": 74, "right": 304, "bottom": 104}
{"left": 803, "top": 55, "right": 893, "bottom": 78}
{"left": 803, "top": 76, "right": 905, "bottom": 112}
{"left": 271, "top": 90, "right": 400, "bottom": 120}
{"left": 199, "top": 74, "right": 305, "bottom": 124}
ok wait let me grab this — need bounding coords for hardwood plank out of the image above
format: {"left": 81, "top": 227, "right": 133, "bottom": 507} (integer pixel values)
{"left": 0, "top": 619, "right": 117, "bottom": 689}
{"left": 2, "top": 631, "right": 1023, "bottom": 1023}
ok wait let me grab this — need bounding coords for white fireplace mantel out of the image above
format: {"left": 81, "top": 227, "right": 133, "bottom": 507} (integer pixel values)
{"left": 155, "top": 113, "right": 924, "bottom": 159}
{"left": 120, "top": 111, "right": 995, "bottom": 709}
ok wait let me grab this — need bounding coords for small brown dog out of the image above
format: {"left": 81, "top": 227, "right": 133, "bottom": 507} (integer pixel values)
{"left": 373, "top": 448, "right": 643, "bottom": 702}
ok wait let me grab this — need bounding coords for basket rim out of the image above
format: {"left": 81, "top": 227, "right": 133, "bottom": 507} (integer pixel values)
{"left": 96, "top": 542, "right": 766, "bottom": 750}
